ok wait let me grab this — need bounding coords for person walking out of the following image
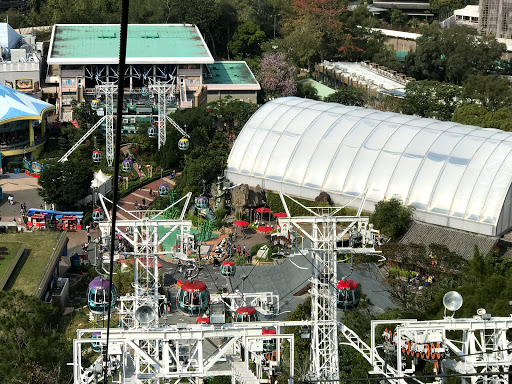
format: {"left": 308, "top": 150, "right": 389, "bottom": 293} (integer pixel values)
{"left": 142, "top": 197, "right": 146, "bottom": 206}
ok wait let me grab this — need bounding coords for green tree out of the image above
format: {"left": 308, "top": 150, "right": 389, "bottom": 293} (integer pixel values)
{"left": 372, "top": 197, "right": 414, "bottom": 241}
{"left": 402, "top": 80, "right": 463, "bottom": 121}
{"left": 390, "top": 9, "right": 407, "bottom": 27}
{"left": 0, "top": 290, "right": 71, "bottom": 383}
{"left": 228, "top": 22, "right": 266, "bottom": 60}
{"left": 451, "top": 104, "right": 512, "bottom": 131}
{"left": 406, "top": 24, "right": 505, "bottom": 84}
{"left": 71, "top": 100, "right": 100, "bottom": 130}
{"left": 324, "top": 86, "right": 367, "bottom": 106}
{"left": 462, "top": 75, "right": 512, "bottom": 112}
{"left": 38, "top": 160, "right": 94, "bottom": 210}
{"left": 296, "top": 81, "right": 319, "bottom": 100}
{"left": 451, "top": 104, "right": 489, "bottom": 126}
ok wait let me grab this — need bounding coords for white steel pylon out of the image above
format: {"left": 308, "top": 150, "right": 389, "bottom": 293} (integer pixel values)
{"left": 277, "top": 192, "right": 381, "bottom": 382}
{"left": 95, "top": 82, "right": 117, "bottom": 167}
{"left": 148, "top": 79, "right": 174, "bottom": 149}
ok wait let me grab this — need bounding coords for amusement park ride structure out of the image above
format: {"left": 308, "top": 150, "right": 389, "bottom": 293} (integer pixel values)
{"left": 58, "top": 78, "right": 189, "bottom": 167}
{"left": 74, "top": 192, "right": 512, "bottom": 384}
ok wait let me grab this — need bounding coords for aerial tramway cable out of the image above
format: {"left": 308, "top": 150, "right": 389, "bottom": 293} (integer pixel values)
{"left": 103, "top": 1, "right": 130, "bottom": 382}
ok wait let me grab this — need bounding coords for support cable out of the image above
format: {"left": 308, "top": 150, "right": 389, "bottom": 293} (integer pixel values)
{"left": 103, "top": 1, "right": 130, "bottom": 382}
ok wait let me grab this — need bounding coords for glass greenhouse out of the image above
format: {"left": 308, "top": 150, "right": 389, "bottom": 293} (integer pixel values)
{"left": 226, "top": 97, "right": 512, "bottom": 236}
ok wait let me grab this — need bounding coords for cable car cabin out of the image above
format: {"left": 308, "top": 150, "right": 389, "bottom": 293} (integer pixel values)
{"left": 122, "top": 159, "right": 133, "bottom": 172}
{"left": 178, "top": 137, "right": 189, "bottom": 151}
{"left": 92, "top": 150, "right": 103, "bottom": 163}
{"left": 92, "top": 209, "right": 105, "bottom": 222}
{"left": 127, "top": 103, "right": 136, "bottom": 113}
{"left": 141, "top": 86, "right": 149, "bottom": 96}
{"left": 262, "top": 328, "right": 277, "bottom": 352}
{"left": 87, "top": 276, "right": 117, "bottom": 315}
{"left": 176, "top": 280, "right": 210, "bottom": 316}
{"left": 91, "top": 331, "right": 102, "bottom": 352}
{"left": 147, "top": 126, "right": 157, "bottom": 138}
{"left": 26, "top": 213, "right": 50, "bottom": 229}
{"left": 158, "top": 183, "right": 170, "bottom": 196}
{"left": 91, "top": 99, "right": 100, "bottom": 109}
{"left": 235, "top": 306, "right": 259, "bottom": 322}
{"left": 197, "top": 316, "right": 210, "bottom": 324}
{"left": 195, "top": 196, "right": 208, "bottom": 209}
{"left": 336, "top": 279, "right": 360, "bottom": 311}
{"left": 221, "top": 260, "right": 235, "bottom": 277}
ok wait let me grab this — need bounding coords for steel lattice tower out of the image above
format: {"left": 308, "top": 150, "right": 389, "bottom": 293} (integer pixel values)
{"left": 96, "top": 82, "right": 117, "bottom": 167}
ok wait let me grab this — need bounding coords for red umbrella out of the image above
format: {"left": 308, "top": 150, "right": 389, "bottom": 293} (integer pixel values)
{"left": 257, "top": 225, "right": 273, "bottom": 234}
{"left": 273, "top": 212, "right": 287, "bottom": 218}
{"left": 233, "top": 220, "right": 249, "bottom": 239}
{"left": 256, "top": 207, "right": 271, "bottom": 224}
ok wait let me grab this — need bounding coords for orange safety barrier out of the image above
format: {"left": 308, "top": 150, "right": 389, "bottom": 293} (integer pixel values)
{"left": 435, "top": 342, "right": 441, "bottom": 359}
{"left": 434, "top": 359, "right": 440, "bottom": 373}
{"left": 425, "top": 344, "right": 430, "bottom": 359}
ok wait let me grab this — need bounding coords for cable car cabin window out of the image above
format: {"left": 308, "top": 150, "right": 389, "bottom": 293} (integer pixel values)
{"left": 337, "top": 288, "right": 359, "bottom": 310}
{"left": 236, "top": 313, "right": 259, "bottom": 322}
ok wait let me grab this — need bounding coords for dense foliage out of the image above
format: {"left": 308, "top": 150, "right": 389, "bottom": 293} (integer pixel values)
{"left": 0, "top": 290, "right": 71, "bottom": 384}
{"left": 371, "top": 197, "right": 414, "bottom": 241}
{"left": 38, "top": 160, "right": 94, "bottom": 210}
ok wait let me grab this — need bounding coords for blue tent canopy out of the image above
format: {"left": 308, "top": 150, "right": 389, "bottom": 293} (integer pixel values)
{"left": 0, "top": 83, "right": 54, "bottom": 125}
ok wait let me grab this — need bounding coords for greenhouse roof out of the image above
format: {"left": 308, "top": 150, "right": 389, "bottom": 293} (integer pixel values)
{"left": 0, "top": 84, "right": 54, "bottom": 124}
{"left": 226, "top": 97, "right": 512, "bottom": 236}
{"left": 47, "top": 24, "right": 214, "bottom": 65}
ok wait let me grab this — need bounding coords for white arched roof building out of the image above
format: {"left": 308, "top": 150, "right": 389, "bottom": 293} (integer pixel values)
{"left": 226, "top": 97, "right": 512, "bottom": 236}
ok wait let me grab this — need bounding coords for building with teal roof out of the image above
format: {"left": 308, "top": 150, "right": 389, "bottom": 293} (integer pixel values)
{"left": 47, "top": 24, "right": 259, "bottom": 121}
{"left": 0, "top": 83, "right": 55, "bottom": 160}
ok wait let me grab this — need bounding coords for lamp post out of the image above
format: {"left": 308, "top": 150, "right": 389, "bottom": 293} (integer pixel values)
{"left": 270, "top": 14, "right": 280, "bottom": 38}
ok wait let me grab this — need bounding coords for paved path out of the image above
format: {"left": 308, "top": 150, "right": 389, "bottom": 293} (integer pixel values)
{"left": 0, "top": 173, "right": 45, "bottom": 222}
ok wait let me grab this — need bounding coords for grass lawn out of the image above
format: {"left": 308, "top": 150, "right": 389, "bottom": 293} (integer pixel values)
{"left": 1, "top": 231, "right": 61, "bottom": 295}
{"left": 0, "top": 242, "right": 22, "bottom": 281}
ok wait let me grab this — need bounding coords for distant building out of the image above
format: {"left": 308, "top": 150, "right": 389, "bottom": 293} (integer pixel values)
{"left": 0, "top": 23, "right": 44, "bottom": 97}
{"left": 370, "top": 0, "right": 432, "bottom": 17}
{"left": 479, "top": 0, "right": 512, "bottom": 38}
{"left": 315, "top": 60, "right": 413, "bottom": 99}
{"left": 454, "top": 5, "right": 480, "bottom": 28}
{"left": 46, "top": 24, "right": 260, "bottom": 122}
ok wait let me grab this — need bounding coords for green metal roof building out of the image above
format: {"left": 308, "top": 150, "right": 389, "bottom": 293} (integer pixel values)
{"left": 47, "top": 24, "right": 214, "bottom": 65}
{"left": 46, "top": 24, "right": 259, "bottom": 121}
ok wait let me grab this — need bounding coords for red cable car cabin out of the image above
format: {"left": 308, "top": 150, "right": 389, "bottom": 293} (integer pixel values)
{"left": 336, "top": 279, "right": 360, "bottom": 310}
{"left": 262, "top": 328, "right": 277, "bottom": 352}
{"left": 235, "top": 306, "right": 259, "bottom": 322}
{"left": 176, "top": 280, "right": 210, "bottom": 316}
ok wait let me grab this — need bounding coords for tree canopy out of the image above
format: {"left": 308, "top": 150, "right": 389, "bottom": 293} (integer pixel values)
{"left": 324, "top": 86, "right": 367, "bottom": 106}
{"left": 38, "top": 160, "right": 94, "bottom": 210}
{"left": 258, "top": 53, "right": 297, "bottom": 100}
{"left": 401, "top": 80, "right": 463, "bottom": 121}
{"left": 372, "top": 197, "right": 415, "bottom": 241}
{"left": 406, "top": 24, "right": 505, "bottom": 84}
{"left": 0, "top": 290, "right": 71, "bottom": 384}
{"left": 228, "top": 22, "right": 266, "bottom": 61}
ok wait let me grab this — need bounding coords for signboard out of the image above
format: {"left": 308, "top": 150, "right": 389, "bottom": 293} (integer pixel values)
{"left": 15, "top": 78, "right": 33, "bottom": 91}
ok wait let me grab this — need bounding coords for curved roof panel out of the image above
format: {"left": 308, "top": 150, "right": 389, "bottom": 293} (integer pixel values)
{"left": 0, "top": 83, "right": 54, "bottom": 124}
{"left": 226, "top": 97, "right": 512, "bottom": 236}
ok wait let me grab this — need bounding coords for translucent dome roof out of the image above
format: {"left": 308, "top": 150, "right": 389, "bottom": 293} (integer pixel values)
{"left": 226, "top": 97, "right": 512, "bottom": 236}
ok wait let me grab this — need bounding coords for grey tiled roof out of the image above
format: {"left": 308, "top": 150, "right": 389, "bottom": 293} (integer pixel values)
{"left": 400, "top": 221, "right": 498, "bottom": 260}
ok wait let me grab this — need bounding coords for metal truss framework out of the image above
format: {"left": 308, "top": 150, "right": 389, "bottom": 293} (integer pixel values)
{"left": 74, "top": 322, "right": 304, "bottom": 384}
{"left": 58, "top": 82, "right": 117, "bottom": 167}
{"left": 277, "top": 192, "right": 380, "bottom": 382}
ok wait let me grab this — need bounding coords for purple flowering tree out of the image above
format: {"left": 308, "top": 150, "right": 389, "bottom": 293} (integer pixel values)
{"left": 259, "top": 53, "right": 297, "bottom": 100}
